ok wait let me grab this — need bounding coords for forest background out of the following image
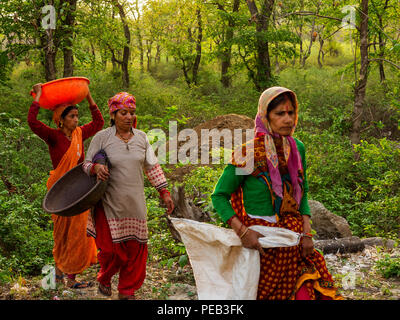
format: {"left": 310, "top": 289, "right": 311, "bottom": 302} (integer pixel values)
{"left": 0, "top": 0, "right": 399, "bottom": 296}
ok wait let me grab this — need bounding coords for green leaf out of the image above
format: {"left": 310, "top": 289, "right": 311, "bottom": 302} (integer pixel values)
{"left": 178, "top": 254, "right": 188, "bottom": 268}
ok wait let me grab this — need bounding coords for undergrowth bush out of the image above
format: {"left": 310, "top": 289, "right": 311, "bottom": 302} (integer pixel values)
{"left": 0, "top": 113, "right": 53, "bottom": 276}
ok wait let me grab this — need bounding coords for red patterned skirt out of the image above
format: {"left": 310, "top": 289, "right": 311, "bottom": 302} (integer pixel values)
{"left": 238, "top": 210, "right": 342, "bottom": 300}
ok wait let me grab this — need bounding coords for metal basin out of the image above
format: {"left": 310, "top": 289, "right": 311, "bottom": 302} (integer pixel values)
{"left": 42, "top": 163, "right": 108, "bottom": 217}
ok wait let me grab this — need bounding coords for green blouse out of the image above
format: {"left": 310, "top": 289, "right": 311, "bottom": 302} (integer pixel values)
{"left": 211, "top": 138, "right": 311, "bottom": 223}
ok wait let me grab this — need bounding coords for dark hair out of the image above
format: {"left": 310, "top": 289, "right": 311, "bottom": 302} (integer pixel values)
{"left": 60, "top": 105, "right": 78, "bottom": 119}
{"left": 110, "top": 110, "right": 118, "bottom": 126}
{"left": 266, "top": 92, "right": 295, "bottom": 117}
{"left": 58, "top": 105, "right": 78, "bottom": 128}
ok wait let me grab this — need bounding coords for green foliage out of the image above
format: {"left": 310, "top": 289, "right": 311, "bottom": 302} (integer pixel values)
{"left": 295, "top": 129, "right": 357, "bottom": 219}
{"left": 145, "top": 186, "right": 187, "bottom": 267}
{"left": 0, "top": 113, "right": 53, "bottom": 277}
{"left": 0, "top": 51, "right": 12, "bottom": 85}
{"left": 351, "top": 138, "right": 400, "bottom": 238}
{"left": 376, "top": 254, "right": 400, "bottom": 279}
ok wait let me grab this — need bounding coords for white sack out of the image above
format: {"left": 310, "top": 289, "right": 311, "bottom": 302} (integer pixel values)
{"left": 170, "top": 217, "right": 301, "bottom": 300}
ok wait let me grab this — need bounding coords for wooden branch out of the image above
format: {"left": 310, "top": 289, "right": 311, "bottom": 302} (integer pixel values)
{"left": 323, "top": 26, "right": 344, "bottom": 40}
{"left": 205, "top": 0, "right": 226, "bottom": 13}
{"left": 369, "top": 58, "right": 400, "bottom": 70}
{"left": 284, "top": 10, "right": 351, "bottom": 27}
{"left": 246, "top": 0, "right": 259, "bottom": 21}
{"left": 314, "top": 237, "right": 365, "bottom": 254}
{"left": 106, "top": 43, "right": 123, "bottom": 65}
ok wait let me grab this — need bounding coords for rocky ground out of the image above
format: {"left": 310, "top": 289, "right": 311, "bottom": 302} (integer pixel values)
{"left": 1, "top": 243, "right": 398, "bottom": 300}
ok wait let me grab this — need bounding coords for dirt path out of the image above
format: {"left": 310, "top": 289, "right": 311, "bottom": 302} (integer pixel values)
{"left": 1, "top": 245, "right": 398, "bottom": 300}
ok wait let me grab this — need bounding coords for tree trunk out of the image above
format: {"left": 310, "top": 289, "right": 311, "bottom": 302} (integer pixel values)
{"left": 113, "top": 0, "right": 131, "bottom": 89}
{"left": 301, "top": 3, "right": 319, "bottom": 67}
{"left": 314, "top": 237, "right": 365, "bottom": 254}
{"left": 63, "top": 47, "right": 74, "bottom": 78}
{"left": 371, "top": 0, "right": 388, "bottom": 84}
{"left": 138, "top": 32, "right": 144, "bottom": 73}
{"left": 317, "top": 29, "right": 325, "bottom": 68}
{"left": 61, "top": 0, "right": 77, "bottom": 78}
{"left": 192, "top": 7, "right": 203, "bottom": 86}
{"left": 42, "top": 30, "right": 58, "bottom": 81}
{"left": 180, "top": 57, "right": 192, "bottom": 87}
{"left": 298, "top": 0, "right": 304, "bottom": 65}
{"left": 220, "top": 0, "right": 240, "bottom": 88}
{"left": 155, "top": 44, "right": 161, "bottom": 65}
{"left": 146, "top": 40, "right": 152, "bottom": 72}
{"left": 221, "top": 57, "right": 231, "bottom": 88}
{"left": 350, "top": 0, "right": 369, "bottom": 150}
{"left": 377, "top": 16, "right": 386, "bottom": 83}
{"left": 134, "top": 0, "right": 144, "bottom": 74}
{"left": 246, "top": 0, "right": 274, "bottom": 91}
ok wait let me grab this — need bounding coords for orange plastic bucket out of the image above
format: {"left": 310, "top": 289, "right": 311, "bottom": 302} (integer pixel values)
{"left": 30, "top": 77, "right": 90, "bottom": 110}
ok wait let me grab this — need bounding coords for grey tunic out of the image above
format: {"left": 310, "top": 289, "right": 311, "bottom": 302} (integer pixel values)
{"left": 84, "top": 126, "right": 160, "bottom": 243}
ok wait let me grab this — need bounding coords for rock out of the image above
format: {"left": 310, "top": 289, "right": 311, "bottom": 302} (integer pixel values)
{"left": 361, "top": 237, "right": 396, "bottom": 249}
{"left": 314, "top": 236, "right": 365, "bottom": 254}
{"left": 309, "top": 200, "right": 352, "bottom": 239}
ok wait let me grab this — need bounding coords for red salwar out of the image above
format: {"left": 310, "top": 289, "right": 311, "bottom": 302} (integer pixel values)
{"left": 94, "top": 203, "right": 148, "bottom": 296}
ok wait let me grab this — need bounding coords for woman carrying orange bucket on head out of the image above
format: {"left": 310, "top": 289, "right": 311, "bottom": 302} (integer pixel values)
{"left": 27, "top": 80, "right": 104, "bottom": 288}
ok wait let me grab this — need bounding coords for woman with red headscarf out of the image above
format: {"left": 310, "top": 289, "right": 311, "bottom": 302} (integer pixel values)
{"left": 83, "top": 92, "right": 174, "bottom": 300}
{"left": 27, "top": 83, "right": 104, "bottom": 288}
{"left": 212, "top": 87, "right": 342, "bottom": 300}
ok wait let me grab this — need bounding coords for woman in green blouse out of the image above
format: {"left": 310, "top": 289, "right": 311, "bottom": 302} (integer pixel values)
{"left": 211, "top": 87, "right": 342, "bottom": 300}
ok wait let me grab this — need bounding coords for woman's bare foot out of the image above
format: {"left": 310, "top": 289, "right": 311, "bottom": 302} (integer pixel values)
{"left": 55, "top": 267, "right": 64, "bottom": 285}
{"left": 118, "top": 293, "right": 135, "bottom": 300}
{"left": 66, "top": 277, "right": 93, "bottom": 289}
{"left": 98, "top": 283, "right": 112, "bottom": 296}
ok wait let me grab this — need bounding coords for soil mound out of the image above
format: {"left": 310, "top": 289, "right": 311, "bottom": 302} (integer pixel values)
{"left": 165, "top": 114, "right": 254, "bottom": 182}
{"left": 193, "top": 113, "right": 254, "bottom": 133}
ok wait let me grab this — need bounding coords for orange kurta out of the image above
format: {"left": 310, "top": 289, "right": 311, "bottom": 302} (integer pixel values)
{"left": 46, "top": 127, "right": 97, "bottom": 274}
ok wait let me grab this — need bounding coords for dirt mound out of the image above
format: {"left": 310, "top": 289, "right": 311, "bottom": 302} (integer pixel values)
{"left": 192, "top": 113, "right": 254, "bottom": 133}
{"left": 165, "top": 114, "right": 254, "bottom": 182}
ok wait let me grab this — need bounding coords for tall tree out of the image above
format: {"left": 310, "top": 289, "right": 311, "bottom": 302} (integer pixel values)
{"left": 130, "top": 0, "right": 144, "bottom": 73}
{"left": 111, "top": 0, "right": 131, "bottom": 89}
{"left": 350, "top": 0, "right": 370, "bottom": 149}
{"left": 34, "top": 0, "right": 60, "bottom": 81}
{"left": 209, "top": 0, "right": 241, "bottom": 88}
{"left": 162, "top": 0, "right": 205, "bottom": 87}
{"left": 245, "top": 0, "right": 275, "bottom": 91}
{"left": 369, "top": 0, "right": 390, "bottom": 83}
{"left": 61, "top": 0, "right": 77, "bottom": 77}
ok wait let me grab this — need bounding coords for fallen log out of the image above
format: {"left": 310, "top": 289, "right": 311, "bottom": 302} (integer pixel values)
{"left": 360, "top": 237, "right": 396, "bottom": 249}
{"left": 166, "top": 185, "right": 212, "bottom": 242}
{"left": 314, "top": 236, "right": 365, "bottom": 254}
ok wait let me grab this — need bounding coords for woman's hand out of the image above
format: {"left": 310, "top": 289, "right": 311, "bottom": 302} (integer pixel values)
{"left": 301, "top": 215, "right": 314, "bottom": 257}
{"left": 86, "top": 88, "right": 96, "bottom": 106}
{"left": 32, "top": 83, "right": 42, "bottom": 101}
{"left": 230, "top": 216, "right": 265, "bottom": 256}
{"left": 241, "top": 229, "right": 265, "bottom": 256}
{"left": 161, "top": 193, "right": 174, "bottom": 215}
{"left": 301, "top": 237, "right": 314, "bottom": 258}
{"left": 94, "top": 164, "right": 110, "bottom": 181}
